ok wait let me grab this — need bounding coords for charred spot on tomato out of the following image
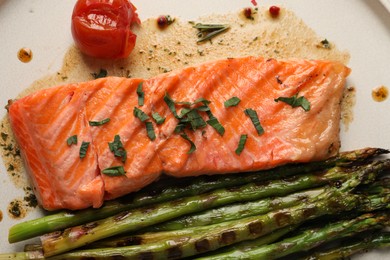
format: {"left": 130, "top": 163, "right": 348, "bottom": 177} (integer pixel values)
{"left": 269, "top": 6, "right": 281, "bottom": 18}
{"left": 157, "top": 15, "right": 175, "bottom": 29}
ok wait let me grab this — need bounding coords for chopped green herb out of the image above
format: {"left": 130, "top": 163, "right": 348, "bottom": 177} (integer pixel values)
{"left": 133, "top": 107, "right": 150, "bottom": 122}
{"left": 196, "top": 105, "right": 211, "bottom": 112}
{"left": 137, "top": 82, "right": 144, "bottom": 106}
{"left": 174, "top": 123, "right": 186, "bottom": 134}
{"left": 91, "top": 69, "right": 107, "bottom": 79}
{"left": 180, "top": 132, "right": 196, "bottom": 154}
{"left": 235, "top": 134, "right": 248, "bottom": 155}
{"left": 66, "top": 135, "right": 77, "bottom": 146}
{"left": 152, "top": 112, "right": 165, "bottom": 125}
{"left": 187, "top": 109, "right": 207, "bottom": 130}
{"left": 79, "top": 141, "right": 90, "bottom": 158}
{"left": 108, "top": 135, "right": 127, "bottom": 163}
{"left": 224, "top": 96, "right": 241, "bottom": 107}
{"left": 89, "top": 118, "right": 110, "bottom": 126}
{"left": 164, "top": 94, "right": 225, "bottom": 136}
{"left": 206, "top": 110, "right": 225, "bottom": 136}
{"left": 193, "top": 97, "right": 211, "bottom": 105}
{"left": 164, "top": 92, "right": 179, "bottom": 118}
{"left": 244, "top": 108, "right": 264, "bottom": 135}
{"left": 207, "top": 117, "right": 225, "bottom": 136}
{"left": 179, "top": 107, "right": 192, "bottom": 118}
{"left": 145, "top": 122, "right": 156, "bottom": 141}
{"left": 108, "top": 135, "right": 122, "bottom": 152}
{"left": 193, "top": 23, "right": 230, "bottom": 43}
{"left": 102, "top": 166, "right": 126, "bottom": 176}
{"left": 274, "top": 94, "right": 311, "bottom": 112}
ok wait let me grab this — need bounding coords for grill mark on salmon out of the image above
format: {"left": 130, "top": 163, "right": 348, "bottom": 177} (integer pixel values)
{"left": 8, "top": 57, "right": 350, "bottom": 210}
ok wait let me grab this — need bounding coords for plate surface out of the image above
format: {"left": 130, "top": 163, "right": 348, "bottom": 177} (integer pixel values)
{"left": 0, "top": 0, "right": 389, "bottom": 257}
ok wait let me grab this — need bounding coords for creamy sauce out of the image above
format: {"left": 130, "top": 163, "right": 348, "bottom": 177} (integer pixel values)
{"left": 17, "top": 47, "right": 33, "bottom": 63}
{"left": 372, "top": 85, "right": 388, "bottom": 102}
{"left": 1, "top": 7, "right": 352, "bottom": 218}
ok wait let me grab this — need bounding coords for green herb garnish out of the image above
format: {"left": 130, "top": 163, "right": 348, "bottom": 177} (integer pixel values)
{"left": 108, "top": 135, "right": 127, "bottom": 163}
{"left": 174, "top": 122, "right": 186, "bottom": 134}
{"left": 164, "top": 93, "right": 225, "bottom": 137}
{"left": 79, "top": 141, "right": 90, "bottom": 158}
{"left": 102, "top": 166, "right": 126, "bottom": 176}
{"left": 145, "top": 122, "right": 156, "bottom": 141}
{"left": 235, "top": 134, "right": 248, "bottom": 155}
{"left": 244, "top": 108, "right": 264, "bottom": 135}
{"left": 193, "top": 23, "right": 230, "bottom": 43}
{"left": 91, "top": 69, "right": 107, "bottom": 79}
{"left": 187, "top": 109, "right": 207, "bottom": 130}
{"left": 66, "top": 135, "right": 77, "bottom": 146}
{"left": 180, "top": 132, "right": 196, "bottom": 154}
{"left": 152, "top": 112, "right": 165, "bottom": 125}
{"left": 224, "top": 96, "right": 241, "bottom": 107}
{"left": 206, "top": 110, "right": 225, "bottom": 136}
{"left": 137, "top": 82, "right": 144, "bottom": 106}
{"left": 163, "top": 92, "right": 179, "bottom": 118}
{"left": 89, "top": 118, "right": 110, "bottom": 126}
{"left": 274, "top": 94, "right": 311, "bottom": 112}
{"left": 133, "top": 107, "right": 150, "bottom": 122}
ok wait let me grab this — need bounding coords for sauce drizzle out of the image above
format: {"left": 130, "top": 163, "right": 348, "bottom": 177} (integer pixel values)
{"left": 17, "top": 48, "right": 33, "bottom": 63}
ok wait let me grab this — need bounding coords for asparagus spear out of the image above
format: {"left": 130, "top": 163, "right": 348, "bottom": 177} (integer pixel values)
{"left": 86, "top": 188, "right": 321, "bottom": 248}
{"left": 87, "top": 175, "right": 390, "bottom": 248}
{"left": 41, "top": 159, "right": 389, "bottom": 257}
{"left": 46, "top": 176, "right": 389, "bottom": 259}
{"left": 141, "top": 188, "right": 324, "bottom": 232}
{"left": 9, "top": 148, "right": 385, "bottom": 243}
{"left": 304, "top": 231, "right": 390, "bottom": 260}
{"left": 84, "top": 186, "right": 390, "bottom": 249}
{"left": 199, "top": 212, "right": 389, "bottom": 260}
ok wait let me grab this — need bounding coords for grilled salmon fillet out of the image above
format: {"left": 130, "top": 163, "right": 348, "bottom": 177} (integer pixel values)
{"left": 8, "top": 57, "right": 350, "bottom": 210}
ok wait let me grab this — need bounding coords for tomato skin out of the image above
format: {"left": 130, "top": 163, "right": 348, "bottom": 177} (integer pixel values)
{"left": 71, "top": 0, "right": 140, "bottom": 59}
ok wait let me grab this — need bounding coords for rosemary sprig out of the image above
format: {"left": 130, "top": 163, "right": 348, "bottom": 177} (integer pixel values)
{"left": 193, "top": 23, "right": 230, "bottom": 43}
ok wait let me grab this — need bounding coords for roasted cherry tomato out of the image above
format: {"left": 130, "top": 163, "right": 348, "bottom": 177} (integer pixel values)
{"left": 71, "top": 0, "right": 140, "bottom": 59}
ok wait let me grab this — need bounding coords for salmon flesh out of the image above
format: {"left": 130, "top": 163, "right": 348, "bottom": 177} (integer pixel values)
{"left": 8, "top": 57, "right": 350, "bottom": 210}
